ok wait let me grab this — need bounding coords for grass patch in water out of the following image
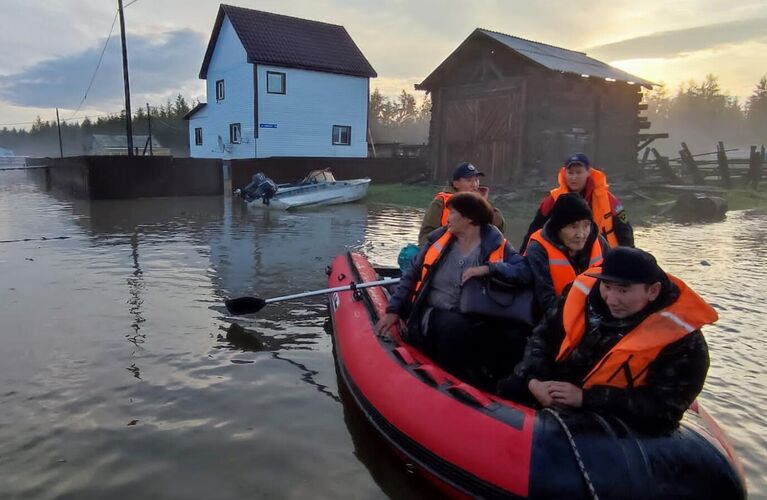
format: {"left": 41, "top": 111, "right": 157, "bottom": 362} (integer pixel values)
{"left": 721, "top": 189, "right": 767, "bottom": 211}
{"left": 366, "top": 183, "right": 444, "bottom": 207}
{"left": 366, "top": 183, "right": 767, "bottom": 229}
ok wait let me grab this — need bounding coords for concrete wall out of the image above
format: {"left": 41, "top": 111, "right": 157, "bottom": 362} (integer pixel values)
{"left": 230, "top": 157, "right": 427, "bottom": 190}
{"left": 41, "top": 156, "right": 223, "bottom": 199}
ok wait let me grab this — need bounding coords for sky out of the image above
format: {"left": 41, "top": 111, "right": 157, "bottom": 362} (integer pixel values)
{"left": 0, "top": 0, "right": 765, "bottom": 129}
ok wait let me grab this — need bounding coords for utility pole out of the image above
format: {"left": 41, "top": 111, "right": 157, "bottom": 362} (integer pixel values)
{"left": 117, "top": 0, "right": 134, "bottom": 156}
{"left": 55, "top": 108, "right": 64, "bottom": 158}
{"left": 146, "top": 102, "right": 153, "bottom": 156}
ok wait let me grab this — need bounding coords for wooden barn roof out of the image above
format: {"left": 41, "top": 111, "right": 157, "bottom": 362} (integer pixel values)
{"left": 199, "top": 5, "right": 377, "bottom": 79}
{"left": 418, "top": 28, "right": 655, "bottom": 90}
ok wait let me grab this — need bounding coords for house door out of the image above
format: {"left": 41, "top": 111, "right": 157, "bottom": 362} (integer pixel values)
{"left": 442, "top": 91, "right": 523, "bottom": 184}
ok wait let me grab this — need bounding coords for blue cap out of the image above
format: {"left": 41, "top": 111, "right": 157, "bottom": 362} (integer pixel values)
{"left": 452, "top": 162, "right": 485, "bottom": 180}
{"left": 565, "top": 153, "right": 590, "bottom": 168}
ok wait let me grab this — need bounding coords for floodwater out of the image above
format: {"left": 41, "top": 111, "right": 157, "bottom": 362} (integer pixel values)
{"left": 0, "top": 169, "right": 765, "bottom": 499}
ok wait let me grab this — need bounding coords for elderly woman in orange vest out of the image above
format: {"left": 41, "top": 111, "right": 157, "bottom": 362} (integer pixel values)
{"left": 519, "top": 153, "right": 633, "bottom": 253}
{"left": 525, "top": 192, "right": 609, "bottom": 314}
{"left": 376, "top": 192, "right": 531, "bottom": 389}
{"left": 500, "top": 247, "right": 714, "bottom": 432}
{"left": 418, "top": 162, "right": 506, "bottom": 246}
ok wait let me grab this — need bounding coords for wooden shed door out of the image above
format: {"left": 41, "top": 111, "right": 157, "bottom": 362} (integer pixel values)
{"left": 443, "top": 92, "right": 522, "bottom": 184}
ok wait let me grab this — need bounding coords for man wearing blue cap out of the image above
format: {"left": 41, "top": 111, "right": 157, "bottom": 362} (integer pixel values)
{"left": 501, "top": 247, "right": 715, "bottom": 431}
{"left": 418, "top": 162, "right": 506, "bottom": 245}
{"left": 519, "top": 153, "right": 633, "bottom": 253}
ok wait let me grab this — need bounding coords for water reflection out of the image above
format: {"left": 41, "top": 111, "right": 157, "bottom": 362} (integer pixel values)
{"left": 126, "top": 232, "right": 146, "bottom": 350}
{"left": 0, "top": 169, "right": 765, "bottom": 498}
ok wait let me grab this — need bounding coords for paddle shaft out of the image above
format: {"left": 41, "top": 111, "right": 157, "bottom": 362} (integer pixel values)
{"left": 264, "top": 278, "right": 400, "bottom": 304}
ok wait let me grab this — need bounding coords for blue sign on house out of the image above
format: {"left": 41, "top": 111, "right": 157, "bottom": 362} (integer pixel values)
{"left": 259, "top": 123, "right": 277, "bottom": 129}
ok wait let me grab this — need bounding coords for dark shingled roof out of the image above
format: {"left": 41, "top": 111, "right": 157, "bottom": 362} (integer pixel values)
{"left": 200, "top": 5, "right": 377, "bottom": 79}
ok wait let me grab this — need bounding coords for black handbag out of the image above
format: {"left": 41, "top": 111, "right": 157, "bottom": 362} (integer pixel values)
{"left": 458, "top": 277, "right": 537, "bottom": 326}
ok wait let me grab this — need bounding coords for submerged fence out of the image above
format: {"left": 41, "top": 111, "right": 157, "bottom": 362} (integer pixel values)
{"left": 639, "top": 142, "right": 765, "bottom": 189}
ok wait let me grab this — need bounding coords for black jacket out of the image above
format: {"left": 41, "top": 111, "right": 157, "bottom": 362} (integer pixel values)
{"left": 525, "top": 220, "right": 609, "bottom": 315}
{"left": 387, "top": 225, "right": 532, "bottom": 340}
{"left": 513, "top": 278, "right": 710, "bottom": 431}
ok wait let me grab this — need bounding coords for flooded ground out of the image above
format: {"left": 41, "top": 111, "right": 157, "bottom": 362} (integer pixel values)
{"left": 0, "top": 169, "right": 765, "bottom": 498}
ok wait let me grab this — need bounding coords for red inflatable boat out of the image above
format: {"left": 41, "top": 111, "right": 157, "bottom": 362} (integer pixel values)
{"left": 327, "top": 252, "right": 746, "bottom": 499}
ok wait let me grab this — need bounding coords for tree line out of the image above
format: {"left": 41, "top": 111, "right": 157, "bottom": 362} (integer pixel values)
{"left": 0, "top": 89, "right": 430, "bottom": 157}
{"left": 645, "top": 74, "right": 767, "bottom": 155}
{"left": 368, "top": 89, "right": 431, "bottom": 145}
{"left": 5, "top": 77, "right": 761, "bottom": 159}
{"left": 0, "top": 95, "right": 196, "bottom": 157}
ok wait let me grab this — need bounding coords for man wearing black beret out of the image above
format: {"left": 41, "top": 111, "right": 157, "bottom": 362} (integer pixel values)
{"left": 501, "top": 247, "right": 716, "bottom": 431}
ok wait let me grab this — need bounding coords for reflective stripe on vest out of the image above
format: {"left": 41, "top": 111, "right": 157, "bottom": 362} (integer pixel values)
{"left": 550, "top": 168, "right": 618, "bottom": 247}
{"left": 525, "top": 229, "right": 604, "bottom": 297}
{"left": 434, "top": 192, "right": 453, "bottom": 226}
{"left": 413, "top": 231, "right": 506, "bottom": 296}
{"left": 556, "top": 269, "right": 718, "bottom": 389}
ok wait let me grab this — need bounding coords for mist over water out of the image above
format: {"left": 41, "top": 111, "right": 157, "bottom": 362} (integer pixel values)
{"left": 0, "top": 169, "right": 764, "bottom": 498}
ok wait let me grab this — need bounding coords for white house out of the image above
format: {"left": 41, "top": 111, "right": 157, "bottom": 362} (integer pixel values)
{"left": 184, "top": 4, "right": 377, "bottom": 159}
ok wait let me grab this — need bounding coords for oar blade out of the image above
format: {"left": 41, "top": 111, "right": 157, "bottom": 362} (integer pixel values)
{"left": 225, "top": 296, "right": 267, "bottom": 315}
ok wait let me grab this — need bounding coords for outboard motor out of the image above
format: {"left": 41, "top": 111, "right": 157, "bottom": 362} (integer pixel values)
{"left": 240, "top": 173, "right": 278, "bottom": 205}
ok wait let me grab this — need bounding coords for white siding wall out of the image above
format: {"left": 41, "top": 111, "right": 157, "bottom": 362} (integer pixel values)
{"left": 256, "top": 65, "right": 368, "bottom": 158}
{"left": 189, "top": 15, "right": 370, "bottom": 159}
{"left": 188, "top": 107, "right": 208, "bottom": 157}
{"left": 190, "top": 16, "right": 255, "bottom": 159}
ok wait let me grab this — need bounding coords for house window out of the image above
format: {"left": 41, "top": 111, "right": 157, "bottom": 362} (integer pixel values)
{"left": 216, "top": 80, "right": 225, "bottom": 101}
{"left": 229, "top": 123, "right": 241, "bottom": 144}
{"left": 332, "top": 125, "right": 351, "bottom": 145}
{"left": 194, "top": 128, "right": 203, "bottom": 145}
{"left": 266, "top": 71, "right": 286, "bottom": 94}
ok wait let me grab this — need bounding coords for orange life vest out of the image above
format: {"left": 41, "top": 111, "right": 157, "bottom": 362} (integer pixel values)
{"left": 413, "top": 230, "right": 506, "bottom": 295}
{"left": 434, "top": 192, "right": 453, "bottom": 225}
{"left": 556, "top": 269, "right": 718, "bottom": 389}
{"left": 550, "top": 168, "right": 617, "bottom": 247}
{"left": 525, "top": 229, "right": 604, "bottom": 296}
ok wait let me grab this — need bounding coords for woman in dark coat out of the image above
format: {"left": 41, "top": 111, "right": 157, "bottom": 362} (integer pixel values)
{"left": 375, "top": 192, "right": 532, "bottom": 389}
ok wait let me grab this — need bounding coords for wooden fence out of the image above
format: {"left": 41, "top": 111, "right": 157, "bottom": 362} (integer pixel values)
{"left": 639, "top": 142, "right": 765, "bottom": 190}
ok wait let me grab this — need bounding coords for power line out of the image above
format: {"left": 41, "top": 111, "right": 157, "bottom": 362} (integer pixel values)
{"left": 0, "top": 110, "right": 123, "bottom": 128}
{"left": 152, "top": 117, "right": 185, "bottom": 130}
{"left": 124, "top": 0, "right": 141, "bottom": 7}
{"left": 68, "top": 10, "right": 119, "bottom": 120}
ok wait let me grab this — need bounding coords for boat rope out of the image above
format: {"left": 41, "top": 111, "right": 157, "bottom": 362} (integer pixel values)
{"left": 543, "top": 408, "right": 600, "bottom": 500}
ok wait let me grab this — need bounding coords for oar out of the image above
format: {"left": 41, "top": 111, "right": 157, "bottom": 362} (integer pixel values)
{"left": 225, "top": 278, "right": 401, "bottom": 315}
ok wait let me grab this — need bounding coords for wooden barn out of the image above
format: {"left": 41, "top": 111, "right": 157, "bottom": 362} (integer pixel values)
{"left": 416, "top": 29, "right": 656, "bottom": 184}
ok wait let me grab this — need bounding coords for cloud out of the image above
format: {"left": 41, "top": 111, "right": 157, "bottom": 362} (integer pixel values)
{"left": 586, "top": 17, "right": 767, "bottom": 60}
{"left": 0, "top": 29, "right": 207, "bottom": 111}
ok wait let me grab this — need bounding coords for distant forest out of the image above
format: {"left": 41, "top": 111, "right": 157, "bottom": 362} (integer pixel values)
{"left": 0, "top": 89, "right": 430, "bottom": 158}
{"left": 0, "top": 95, "right": 196, "bottom": 158}
{"left": 1, "top": 75, "right": 765, "bottom": 158}
{"left": 645, "top": 74, "right": 767, "bottom": 156}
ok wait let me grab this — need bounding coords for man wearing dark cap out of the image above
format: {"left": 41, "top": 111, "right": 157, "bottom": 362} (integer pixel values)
{"left": 502, "top": 247, "right": 716, "bottom": 431}
{"left": 519, "top": 153, "right": 633, "bottom": 253}
{"left": 525, "top": 192, "right": 609, "bottom": 314}
{"left": 418, "top": 162, "right": 506, "bottom": 245}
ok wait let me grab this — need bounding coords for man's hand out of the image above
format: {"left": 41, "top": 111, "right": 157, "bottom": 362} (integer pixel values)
{"left": 528, "top": 379, "right": 555, "bottom": 407}
{"left": 549, "top": 381, "right": 583, "bottom": 408}
{"left": 374, "top": 312, "right": 402, "bottom": 337}
{"left": 461, "top": 265, "right": 490, "bottom": 285}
